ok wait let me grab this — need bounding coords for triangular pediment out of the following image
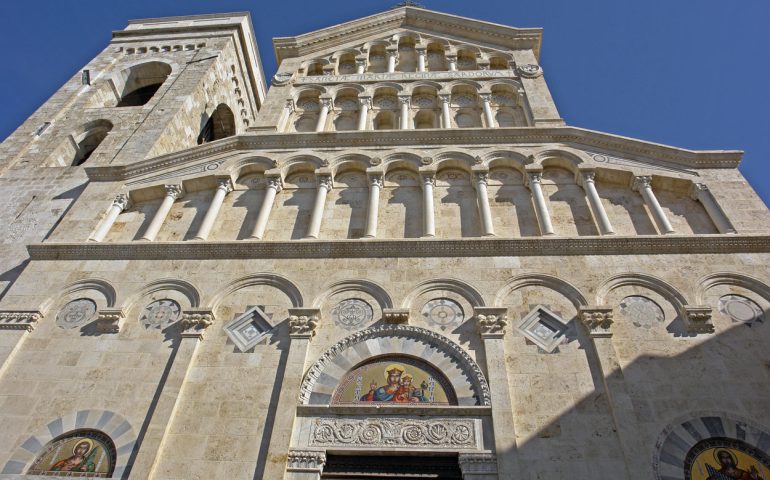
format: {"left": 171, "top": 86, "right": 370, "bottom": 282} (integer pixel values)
{"left": 273, "top": 6, "right": 542, "bottom": 63}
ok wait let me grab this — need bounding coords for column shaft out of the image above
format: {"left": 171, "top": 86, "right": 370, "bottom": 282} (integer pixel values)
{"left": 399, "top": 97, "right": 411, "bottom": 129}
{"left": 305, "top": 177, "right": 331, "bottom": 239}
{"left": 440, "top": 96, "right": 452, "bottom": 129}
{"left": 387, "top": 52, "right": 397, "bottom": 73}
{"left": 691, "top": 183, "right": 736, "bottom": 233}
{"left": 140, "top": 186, "right": 182, "bottom": 242}
{"left": 527, "top": 174, "right": 555, "bottom": 235}
{"left": 633, "top": 177, "right": 675, "bottom": 234}
{"left": 364, "top": 176, "right": 382, "bottom": 238}
{"left": 357, "top": 99, "right": 370, "bottom": 131}
{"left": 356, "top": 60, "right": 366, "bottom": 74}
{"left": 581, "top": 173, "right": 614, "bottom": 235}
{"left": 90, "top": 194, "right": 129, "bottom": 242}
{"left": 315, "top": 101, "right": 330, "bottom": 132}
{"left": 417, "top": 50, "right": 426, "bottom": 72}
{"left": 422, "top": 174, "right": 436, "bottom": 237}
{"left": 447, "top": 56, "right": 458, "bottom": 71}
{"left": 481, "top": 96, "right": 495, "bottom": 128}
{"left": 475, "top": 174, "right": 495, "bottom": 236}
{"left": 194, "top": 180, "right": 232, "bottom": 241}
{"left": 250, "top": 179, "right": 282, "bottom": 239}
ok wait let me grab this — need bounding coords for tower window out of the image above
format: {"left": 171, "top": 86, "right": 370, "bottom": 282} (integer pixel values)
{"left": 197, "top": 104, "right": 236, "bottom": 144}
{"left": 115, "top": 61, "right": 172, "bottom": 107}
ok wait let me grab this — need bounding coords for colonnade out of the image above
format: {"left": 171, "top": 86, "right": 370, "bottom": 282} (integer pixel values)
{"left": 90, "top": 170, "right": 736, "bottom": 243}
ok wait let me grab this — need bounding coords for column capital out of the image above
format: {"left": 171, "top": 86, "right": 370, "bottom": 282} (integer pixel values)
{"left": 386, "top": 46, "right": 398, "bottom": 55}
{"left": 0, "top": 310, "right": 42, "bottom": 332}
{"left": 438, "top": 93, "right": 451, "bottom": 103}
{"left": 689, "top": 182, "right": 710, "bottom": 200}
{"left": 383, "top": 308, "right": 409, "bottom": 324}
{"left": 631, "top": 175, "right": 652, "bottom": 191}
{"left": 474, "top": 307, "right": 508, "bottom": 338}
{"left": 319, "top": 96, "right": 333, "bottom": 108}
{"left": 316, "top": 174, "right": 333, "bottom": 190}
{"left": 288, "top": 308, "right": 320, "bottom": 339}
{"left": 358, "top": 95, "right": 373, "bottom": 108}
{"left": 355, "top": 55, "right": 368, "bottom": 64}
{"left": 477, "top": 59, "right": 491, "bottom": 70}
{"left": 286, "top": 449, "right": 326, "bottom": 473}
{"left": 474, "top": 171, "right": 489, "bottom": 186}
{"left": 578, "top": 306, "right": 614, "bottom": 337}
{"left": 445, "top": 53, "right": 458, "bottom": 61}
{"left": 682, "top": 305, "right": 714, "bottom": 334}
{"left": 398, "top": 94, "right": 411, "bottom": 106}
{"left": 215, "top": 177, "right": 234, "bottom": 193}
{"left": 284, "top": 98, "right": 296, "bottom": 113}
{"left": 112, "top": 193, "right": 131, "bottom": 210}
{"left": 266, "top": 175, "right": 284, "bottom": 192}
{"left": 96, "top": 308, "right": 125, "bottom": 334}
{"left": 367, "top": 173, "right": 383, "bottom": 188}
{"left": 180, "top": 309, "right": 215, "bottom": 339}
{"left": 419, "top": 168, "right": 436, "bottom": 187}
{"left": 478, "top": 92, "right": 492, "bottom": 102}
{"left": 164, "top": 184, "right": 184, "bottom": 199}
{"left": 415, "top": 45, "right": 427, "bottom": 53}
{"left": 525, "top": 170, "right": 543, "bottom": 186}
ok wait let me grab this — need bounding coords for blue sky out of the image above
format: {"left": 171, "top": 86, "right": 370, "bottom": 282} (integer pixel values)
{"left": 1, "top": 0, "right": 768, "bottom": 206}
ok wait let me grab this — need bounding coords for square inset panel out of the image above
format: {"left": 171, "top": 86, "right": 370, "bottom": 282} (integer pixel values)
{"left": 517, "top": 305, "right": 568, "bottom": 353}
{"left": 225, "top": 306, "right": 273, "bottom": 352}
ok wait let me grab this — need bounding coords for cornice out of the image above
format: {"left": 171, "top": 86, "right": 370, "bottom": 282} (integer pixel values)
{"left": 27, "top": 235, "right": 770, "bottom": 261}
{"left": 83, "top": 127, "right": 742, "bottom": 183}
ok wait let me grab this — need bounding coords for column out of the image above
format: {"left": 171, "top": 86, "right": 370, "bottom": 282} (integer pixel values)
{"left": 355, "top": 56, "right": 367, "bottom": 74}
{"left": 363, "top": 173, "right": 382, "bottom": 238}
{"left": 193, "top": 178, "right": 233, "bottom": 240}
{"left": 416, "top": 47, "right": 427, "bottom": 72}
{"left": 580, "top": 170, "right": 615, "bottom": 235}
{"left": 305, "top": 174, "right": 332, "bottom": 239}
{"left": 632, "top": 176, "right": 675, "bottom": 234}
{"left": 690, "top": 183, "right": 737, "bottom": 233}
{"left": 480, "top": 93, "right": 495, "bottom": 128}
{"left": 421, "top": 171, "right": 436, "bottom": 237}
{"left": 250, "top": 176, "right": 283, "bottom": 239}
{"left": 315, "top": 97, "right": 331, "bottom": 132}
{"left": 386, "top": 48, "right": 398, "bottom": 73}
{"left": 398, "top": 95, "right": 411, "bottom": 129}
{"left": 140, "top": 184, "right": 184, "bottom": 242}
{"left": 263, "top": 310, "right": 319, "bottom": 480}
{"left": 357, "top": 96, "right": 371, "bottom": 131}
{"left": 279, "top": 99, "right": 296, "bottom": 132}
{"left": 439, "top": 94, "right": 452, "bottom": 128}
{"left": 447, "top": 54, "right": 458, "bottom": 71}
{"left": 129, "top": 311, "right": 214, "bottom": 479}
{"left": 578, "top": 307, "right": 648, "bottom": 480}
{"left": 474, "top": 172, "right": 495, "bottom": 236}
{"left": 475, "top": 308, "right": 521, "bottom": 479}
{"left": 89, "top": 193, "right": 130, "bottom": 242}
{"left": 526, "top": 171, "right": 555, "bottom": 235}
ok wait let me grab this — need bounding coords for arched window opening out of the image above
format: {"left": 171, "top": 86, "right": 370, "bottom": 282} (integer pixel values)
{"left": 396, "top": 36, "right": 417, "bottom": 72}
{"left": 489, "top": 56, "right": 509, "bottom": 70}
{"left": 115, "top": 61, "right": 171, "bottom": 107}
{"left": 455, "top": 110, "right": 481, "bottom": 128}
{"left": 337, "top": 53, "right": 356, "bottom": 74}
{"left": 306, "top": 62, "right": 324, "bottom": 76}
{"left": 334, "top": 114, "right": 357, "bottom": 131}
{"left": 27, "top": 429, "right": 117, "bottom": 477}
{"left": 197, "top": 104, "right": 235, "bottom": 145}
{"left": 426, "top": 43, "right": 447, "bottom": 71}
{"left": 456, "top": 50, "right": 478, "bottom": 70}
{"left": 294, "top": 114, "right": 317, "bottom": 132}
{"left": 368, "top": 45, "right": 388, "bottom": 73}
{"left": 72, "top": 120, "right": 113, "bottom": 166}
{"left": 414, "top": 110, "right": 437, "bottom": 129}
{"left": 373, "top": 111, "right": 396, "bottom": 130}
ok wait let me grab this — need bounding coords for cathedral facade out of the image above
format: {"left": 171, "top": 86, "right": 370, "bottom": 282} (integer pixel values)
{"left": 0, "top": 7, "right": 768, "bottom": 479}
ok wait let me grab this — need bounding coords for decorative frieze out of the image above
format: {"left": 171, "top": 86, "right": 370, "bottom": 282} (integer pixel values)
{"left": 458, "top": 452, "right": 498, "bottom": 476}
{"left": 382, "top": 308, "right": 409, "bottom": 324}
{"left": 682, "top": 305, "right": 714, "bottom": 334}
{"left": 179, "top": 309, "right": 215, "bottom": 339}
{"left": 0, "top": 311, "right": 42, "bottom": 332}
{"left": 96, "top": 308, "right": 125, "bottom": 334}
{"left": 294, "top": 69, "right": 515, "bottom": 85}
{"left": 288, "top": 308, "right": 320, "bottom": 339}
{"left": 309, "top": 417, "right": 478, "bottom": 449}
{"left": 286, "top": 449, "right": 326, "bottom": 473}
{"left": 578, "top": 306, "right": 614, "bottom": 337}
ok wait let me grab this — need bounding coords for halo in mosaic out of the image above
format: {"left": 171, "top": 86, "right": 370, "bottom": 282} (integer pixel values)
{"left": 421, "top": 298, "right": 464, "bottom": 329}
{"left": 27, "top": 430, "right": 116, "bottom": 477}
{"left": 331, "top": 298, "right": 373, "bottom": 330}
{"left": 56, "top": 298, "right": 97, "bottom": 329}
{"left": 619, "top": 295, "right": 665, "bottom": 329}
{"left": 139, "top": 299, "right": 181, "bottom": 329}
{"left": 718, "top": 294, "right": 763, "bottom": 325}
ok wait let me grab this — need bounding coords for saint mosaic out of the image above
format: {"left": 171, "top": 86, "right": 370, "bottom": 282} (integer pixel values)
{"left": 27, "top": 431, "right": 115, "bottom": 477}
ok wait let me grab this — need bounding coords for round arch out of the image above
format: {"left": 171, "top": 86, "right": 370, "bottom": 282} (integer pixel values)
{"left": 41, "top": 278, "right": 117, "bottom": 314}
{"left": 495, "top": 274, "right": 588, "bottom": 309}
{"left": 122, "top": 278, "right": 201, "bottom": 312}
{"left": 596, "top": 273, "right": 688, "bottom": 311}
{"left": 312, "top": 279, "right": 394, "bottom": 310}
{"left": 695, "top": 272, "right": 770, "bottom": 305}
{"left": 207, "top": 273, "right": 303, "bottom": 311}
{"left": 401, "top": 278, "right": 486, "bottom": 309}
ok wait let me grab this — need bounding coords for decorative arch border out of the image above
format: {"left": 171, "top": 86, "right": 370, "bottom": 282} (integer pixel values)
{"left": 653, "top": 411, "right": 770, "bottom": 480}
{"left": 299, "top": 324, "right": 491, "bottom": 406}
{"left": 401, "top": 278, "right": 486, "bottom": 309}
{"left": 596, "top": 272, "right": 688, "bottom": 311}
{"left": 40, "top": 278, "right": 117, "bottom": 314}
{"left": 494, "top": 273, "right": 588, "bottom": 309}
{"left": 122, "top": 278, "right": 201, "bottom": 312}
{"left": 695, "top": 272, "right": 770, "bottom": 305}
{"left": 312, "top": 279, "right": 394, "bottom": 310}
{"left": 1, "top": 409, "right": 138, "bottom": 478}
{"left": 207, "top": 273, "right": 303, "bottom": 312}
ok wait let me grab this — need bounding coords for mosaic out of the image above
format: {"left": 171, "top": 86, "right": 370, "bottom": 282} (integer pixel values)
{"left": 684, "top": 438, "right": 770, "bottom": 480}
{"left": 332, "top": 356, "right": 456, "bottom": 405}
{"left": 619, "top": 295, "right": 665, "bottom": 329}
{"left": 56, "top": 299, "right": 97, "bottom": 329}
{"left": 27, "top": 430, "right": 115, "bottom": 477}
{"left": 718, "top": 295, "right": 763, "bottom": 326}
{"left": 421, "top": 298, "right": 464, "bottom": 329}
{"left": 331, "top": 298, "right": 373, "bottom": 330}
{"left": 139, "top": 299, "right": 181, "bottom": 329}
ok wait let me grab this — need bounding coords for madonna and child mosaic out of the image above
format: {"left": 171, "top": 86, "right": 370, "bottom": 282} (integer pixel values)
{"left": 27, "top": 430, "right": 115, "bottom": 477}
{"left": 332, "top": 356, "right": 457, "bottom": 405}
{"left": 684, "top": 438, "right": 770, "bottom": 480}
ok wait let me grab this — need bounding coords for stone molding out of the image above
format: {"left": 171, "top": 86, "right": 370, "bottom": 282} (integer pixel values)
{"left": 286, "top": 449, "right": 326, "bottom": 473}
{"left": 578, "top": 306, "right": 614, "bottom": 337}
{"left": 298, "top": 324, "right": 492, "bottom": 406}
{"left": 179, "top": 308, "right": 215, "bottom": 338}
{"left": 294, "top": 69, "right": 517, "bottom": 85}
{"left": 474, "top": 307, "right": 508, "bottom": 338}
{"left": 309, "top": 417, "right": 478, "bottom": 449}
{"left": 95, "top": 308, "right": 125, "bottom": 334}
{"left": 382, "top": 308, "right": 409, "bottom": 324}
{"left": 0, "top": 310, "right": 42, "bottom": 332}
{"left": 682, "top": 305, "right": 714, "bottom": 334}
{"left": 458, "top": 452, "right": 499, "bottom": 475}
{"left": 288, "top": 308, "right": 320, "bottom": 339}
{"left": 28, "top": 235, "right": 770, "bottom": 261}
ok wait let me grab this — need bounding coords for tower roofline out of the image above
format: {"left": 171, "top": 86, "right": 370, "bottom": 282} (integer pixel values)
{"left": 273, "top": 6, "right": 543, "bottom": 64}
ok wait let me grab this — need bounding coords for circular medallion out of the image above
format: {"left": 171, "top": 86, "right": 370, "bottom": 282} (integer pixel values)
{"left": 718, "top": 295, "right": 763, "bottom": 325}
{"left": 684, "top": 437, "right": 770, "bottom": 480}
{"left": 140, "top": 299, "right": 181, "bottom": 329}
{"left": 331, "top": 299, "right": 373, "bottom": 330}
{"left": 56, "top": 298, "right": 97, "bottom": 329}
{"left": 619, "top": 295, "right": 665, "bottom": 329}
{"left": 421, "top": 298, "right": 464, "bottom": 328}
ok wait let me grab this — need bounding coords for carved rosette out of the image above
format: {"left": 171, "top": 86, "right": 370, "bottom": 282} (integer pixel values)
{"left": 310, "top": 417, "right": 477, "bottom": 449}
{"left": 288, "top": 308, "right": 320, "bottom": 339}
{"left": 683, "top": 305, "right": 714, "bottom": 334}
{"left": 516, "top": 63, "right": 543, "bottom": 78}
{"left": 179, "top": 309, "right": 215, "bottom": 339}
{"left": 578, "top": 307, "right": 614, "bottom": 337}
{"left": 96, "top": 308, "right": 125, "bottom": 334}
{"left": 286, "top": 449, "right": 326, "bottom": 473}
{"left": 0, "top": 311, "right": 42, "bottom": 332}
{"left": 474, "top": 307, "right": 508, "bottom": 338}
{"left": 458, "top": 452, "right": 498, "bottom": 475}
{"left": 382, "top": 308, "right": 409, "bottom": 324}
